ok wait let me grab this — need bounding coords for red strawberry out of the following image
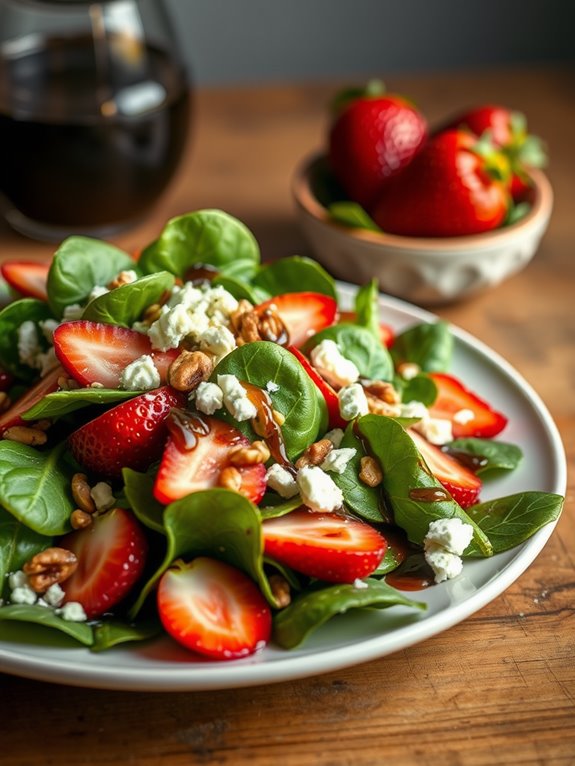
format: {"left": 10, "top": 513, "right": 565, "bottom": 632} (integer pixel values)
{"left": 409, "top": 429, "right": 482, "bottom": 509}
{"left": 427, "top": 372, "right": 507, "bottom": 439}
{"left": 256, "top": 293, "right": 337, "bottom": 348}
{"left": 338, "top": 311, "right": 395, "bottom": 347}
{"left": 440, "top": 105, "right": 547, "bottom": 201}
{"left": 60, "top": 507, "right": 148, "bottom": 619}
{"left": 262, "top": 508, "right": 387, "bottom": 583}
{"left": 157, "top": 557, "right": 271, "bottom": 660}
{"left": 372, "top": 130, "right": 510, "bottom": 237}
{"left": 1, "top": 261, "right": 50, "bottom": 301}
{"left": 53, "top": 320, "right": 179, "bottom": 388}
{"left": 287, "top": 345, "right": 345, "bottom": 428}
{"left": 153, "top": 411, "right": 267, "bottom": 505}
{"left": 69, "top": 386, "right": 186, "bottom": 478}
{"left": 328, "top": 81, "right": 427, "bottom": 209}
{"left": 0, "top": 364, "right": 62, "bottom": 434}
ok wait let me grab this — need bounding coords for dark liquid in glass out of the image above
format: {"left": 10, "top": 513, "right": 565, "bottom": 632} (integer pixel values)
{"left": 0, "top": 34, "right": 190, "bottom": 231}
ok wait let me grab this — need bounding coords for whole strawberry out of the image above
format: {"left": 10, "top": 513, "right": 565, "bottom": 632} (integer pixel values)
{"left": 371, "top": 129, "right": 510, "bottom": 238}
{"left": 328, "top": 80, "right": 427, "bottom": 210}
{"left": 441, "top": 105, "right": 547, "bottom": 201}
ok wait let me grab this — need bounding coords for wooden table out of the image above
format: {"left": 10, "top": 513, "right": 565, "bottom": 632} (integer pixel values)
{"left": 1, "top": 65, "right": 574, "bottom": 765}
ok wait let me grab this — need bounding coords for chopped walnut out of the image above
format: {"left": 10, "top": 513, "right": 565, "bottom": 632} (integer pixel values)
{"left": 295, "top": 438, "right": 333, "bottom": 469}
{"left": 218, "top": 466, "right": 242, "bottom": 492}
{"left": 168, "top": 350, "right": 213, "bottom": 392}
{"left": 228, "top": 440, "right": 271, "bottom": 466}
{"left": 70, "top": 509, "right": 93, "bottom": 529}
{"left": 107, "top": 270, "right": 137, "bottom": 289}
{"left": 233, "top": 304, "right": 290, "bottom": 346}
{"left": 362, "top": 380, "right": 401, "bottom": 405}
{"left": 3, "top": 425, "right": 48, "bottom": 446}
{"left": 71, "top": 472, "right": 96, "bottom": 514}
{"left": 359, "top": 456, "right": 383, "bottom": 487}
{"left": 269, "top": 574, "right": 291, "bottom": 607}
{"left": 57, "top": 375, "right": 80, "bottom": 391}
{"left": 23, "top": 548, "right": 78, "bottom": 593}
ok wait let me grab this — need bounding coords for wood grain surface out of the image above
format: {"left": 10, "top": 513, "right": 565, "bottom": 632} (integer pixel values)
{"left": 0, "top": 65, "right": 573, "bottom": 766}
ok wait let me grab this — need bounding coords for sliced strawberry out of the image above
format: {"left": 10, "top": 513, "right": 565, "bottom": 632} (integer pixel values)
{"left": 1, "top": 261, "right": 50, "bottom": 301}
{"left": 287, "top": 345, "right": 345, "bottom": 429}
{"left": 409, "top": 429, "right": 482, "bottom": 509}
{"left": 157, "top": 557, "right": 271, "bottom": 660}
{"left": 60, "top": 507, "right": 148, "bottom": 619}
{"left": 69, "top": 386, "right": 186, "bottom": 478}
{"left": 262, "top": 508, "right": 387, "bottom": 583}
{"left": 153, "top": 411, "right": 267, "bottom": 505}
{"left": 428, "top": 372, "right": 507, "bottom": 439}
{"left": 256, "top": 293, "right": 337, "bottom": 348}
{"left": 53, "top": 321, "right": 179, "bottom": 388}
{"left": 0, "top": 364, "right": 63, "bottom": 434}
{"left": 338, "top": 311, "right": 395, "bottom": 347}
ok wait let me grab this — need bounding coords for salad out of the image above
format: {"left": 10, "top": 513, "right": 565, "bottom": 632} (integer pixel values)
{"left": 0, "top": 209, "right": 564, "bottom": 660}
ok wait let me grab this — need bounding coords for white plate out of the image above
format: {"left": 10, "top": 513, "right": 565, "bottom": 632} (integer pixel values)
{"left": 0, "top": 284, "right": 567, "bottom": 691}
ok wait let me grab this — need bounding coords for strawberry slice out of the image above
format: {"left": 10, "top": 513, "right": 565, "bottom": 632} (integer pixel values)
{"left": 428, "top": 372, "right": 508, "bottom": 439}
{"left": 53, "top": 321, "right": 179, "bottom": 388}
{"left": 60, "top": 507, "right": 148, "bottom": 619}
{"left": 69, "top": 386, "right": 186, "bottom": 478}
{"left": 262, "top": 508, "right": 387, "bottom": 583}
{"left": 287, "top": 345, "right": 345, "bottom": 428}
{"left": 338, "top": 311, "right": 395, "bottom": 348}
{"left": 409, "top": 429, "right": 482, "bottom": 509}
{"left": 157, "top": 557, "right": 272, "bottom": 660}
{"left": 153, "top": 411, "right": 266, "bottom": 505}
{"left": 256, "top": 293, "right": 337, "bottom": 348}
{"left": 0, "top": 364, "right": 62, "bottom": 434}
{"left": 1, "top": 261, "right": 50, "bottom": 301}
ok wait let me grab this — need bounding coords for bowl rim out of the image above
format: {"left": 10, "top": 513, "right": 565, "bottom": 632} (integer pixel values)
{"left": 292, "top": 152, "right": 554, "bottom": 252}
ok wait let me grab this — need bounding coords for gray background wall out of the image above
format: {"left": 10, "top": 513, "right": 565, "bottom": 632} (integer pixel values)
{"left": 166, "top": 0, "right": 575, "bottom": 86}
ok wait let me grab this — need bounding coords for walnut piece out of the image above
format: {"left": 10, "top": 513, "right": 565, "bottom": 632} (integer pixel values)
{"left": 295, "top": 438, "right": 333, "bottom": 469}
{"left": 228, "top": 440, "right": 271, "bottom": 466}
{"left": 23, "top": 547, "right": 78, "bottom": 593}
{"left": 71, "top": 472, "right": 96, "bottom": 514}
{"left": 3, "top": 425, "right": 48, "bottom": 446}
{"left": 70, "top": 509, "right": 93, "bottom": 529}
{"left": 359, "top": 456, "right": 383, "bottom": 487}
{"left": 218, "top": 466, "right": 243, "bottom": 492}
{"left": 233, "top": 304, "right": 290, "bottom": 346}
{"left": 167, "top": 350, "right": 213, "bottom": 392}
{"left": 269, "top": 574, "right": 291, "bottom": 607}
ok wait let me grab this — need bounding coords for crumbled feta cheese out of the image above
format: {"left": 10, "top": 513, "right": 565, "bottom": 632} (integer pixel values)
{"left": 424, "top": 543, "right": 464, "bottom": 583}
{"left": 199, "top": 325, "right": 236, "bottom": 361}
{"left": 424, "top": 518, "right": 474, "bottom": 557}
{"left": 324, "top": 428, "right": 345, "bottom": 448}
{"left": 453, "top": 408, "right": 475, "bottom": 425}
{"left": 266, "top": 463, "right": 299, "bottom": 499}
{"left": 37, "top": 347, "right": 59, "bottom": 376}
{"left": 62, "top": 303, "right": 84, "bottom": 321}
{"left": 43, "top": 583, "right": 65, "bottom": 607}
{"left": 353, "top": 578, "right": 369, "bottom": 589}
{"left": 8, "top": 570, "right": 28, "bottom": 590}
{"left": 414, "top": 416, "right": 453, "bottom": 445}
{"left": 57, "top": 601, "right": 88, "bottom": 622}
{"left": 310, "top": 339, "right": 360, "bottom": 388}
{"left": 321, "top": 447, "right": 357, "bottom": 474}
{"left": 116, "top": 269, "right": 138, "bottom": 284}
{"left": 398, "top": 362, "right": 421, "bottom": 380}
{"left": 147, "top": 303, "right": 198, "bottom": 351}
{"left": 10, "top": 585, "right": 37, "bottom": 605}
{"left": 400, "top": 401, "right": 429, "bottom": 420}
{"left": 195, "top": 381, "right": 224, "bottom": 415}
{"left": 90, "top": 482, "right": 116, "bottom": 512}
{"left": 338, "top": 383, "right": 369, "bottom": 421}
{"left": 88, "top": 285, "right": 110, "bottom": 302}
{"left": 206, "top": 285, "right": 239, "bottom": 317}
{"left": 38, "top": 318, "right": 59, "bottom": 343}
{"left": 120, "top": 354, "right": 161, "bottom": 391}
{"left": 296, "top": 465, "right": 344, "bottom": 513}
{"left": 17, "top": 320, "right": 42, "bottom": 368}
{"left": 266, "top": 380, "right": 280, "bottom": 393}
{"left": 217, "top": 374, "right": 257, "bottom": 422}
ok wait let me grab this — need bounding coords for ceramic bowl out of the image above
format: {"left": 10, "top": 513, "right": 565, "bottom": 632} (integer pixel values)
{"left": 292, "top": 154, "right": 553, "bottom": 305}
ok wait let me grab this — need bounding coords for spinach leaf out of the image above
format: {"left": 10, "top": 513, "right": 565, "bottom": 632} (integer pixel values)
{"left": 0, "top": 604, "right": 94, "bottom": 645}
{"left": 212, "top": 341, "right": 323, "bottom": 460}
{"left": 449, "top": 438, "right": 523, "bottom": 477}
{"left": 0, "top": 441, "right": 73, "bottom": 535}
{"left": 138, "top": 210, "right": 260, "bottom": 278}
{"left": 211, "top": 275, "right": 270, "bottom": 304}
{"left": 253, "top": 256, "right": 337, "bottom": 299}
{"left": 353, "top": 279, "right": 382, "bottom": 340}
{"left": 0, "top": 507, "right": 50, "bottom": 597}
{"left": 464, "top": 492, "right": 563, "bottom": 556}
{"left": 357, "top": 415, "right": 492, "bottom": 556}
{"left": 82, "top": 272, "right": 175, "bottom": 327}
{"left": 397, "top": 373, "right": 438, "bottom": 407}
{"left": 328, "top": 202, "right": 382, "bottom": 232}
{"left": 91, "top": 619, "right": 161, "bottom": 652}
{"left": 391, "top": 321, "right": 453, "bottom": 372}
{"left": 303, "top": 323, "right": 394, "bottom": 381}
{"left": 259, "top": 496, "right": 303, "bottom": 519}
{"left": 22, "top": 388, "right": 136, "bottom": 421}
{"left": 273, "top": 578, "right": 426, "bottom": 649}
{"left": 47, "top": 236, "right": 135, "bottom": 318}
{"left": 0, "top": 298, "right": 54, "bottom": 380}
{"left": 122, "top": 467, "right": 165, "bottom": 535}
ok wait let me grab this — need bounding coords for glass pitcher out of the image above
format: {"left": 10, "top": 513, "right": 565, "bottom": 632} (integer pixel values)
{"left": 0, "top": 0, "right": 191, "bottom": 241}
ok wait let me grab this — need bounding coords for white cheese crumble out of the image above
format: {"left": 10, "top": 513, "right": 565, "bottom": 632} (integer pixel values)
{"left": 195, "top": 381, "right": 224, "bottom": 415}
{"left": 424, "top": 544, "right": 464, "bottom": 583}
{"left": 296, "top": 465, "right": 343, "bottom": 513}
{"left": 353, "top": 578, "right": 369, "bottom": 590}
{"left": 400, "top": 401, "right": 429, "bottom": 420}
{"left": 217, "top": 374, "right": 257, "bottom": 422}
{"left": 62, "top": 303, "right": 84, "bottom": 321}
{"left": 338, "top": 383, "right": 369, "bottom": 421}
{"left": 199, "top": 325, "right": 236, "bottom": 361}
{"left": 453, "top": 408, "right": 475, "bottom": 425}
{"left": 88, "top": 285, "right": 110, "bottom": 302}
{"left": 17, "top": 320, "right": 42, "bottom": 368}
{"left": 8, "top": 570, "right": 28, "bottom": 590}
{"left": 309, "top": 339, "right": 360, "bottom": 388}
{"left": 423, "top": 518, "right": 474, "bottom": 583}
{"left": 56, "top": 602, "right": 88, "bottom": 622}
{"left": 398, "top": 362, "right": 421, "bottom": 380}
{"left": 38, "top": 318, "right": 59, "bottom": 343}
{"left": 90, "top": 482, "right": 116, "bottom": 512}
{"left": 266, "top": 380, "right": 280, "bottom": 393}
{"left": 43, "top": 583, "right": 65, "bottom": 607}
{"left": 324, "top": 428, "right": 345, "bottom": 448}
{"left": 413, "top": 416, "right": 453, "bottom": 445}
{"left": 10, "top": 584, "right": 37, "bottom": 605}
{"left": 265, "top": 463, "right": 299, "bottom": 499}
{"left": 321, "top": 447, "right": 357, "bottom": 474}
{"left": 120, "top": 354, "right": 161, "bottom": 391}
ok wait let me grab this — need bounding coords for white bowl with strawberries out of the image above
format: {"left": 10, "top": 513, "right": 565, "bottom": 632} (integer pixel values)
{"left": 293, "top": 82, "right": 553, "bottom": 305}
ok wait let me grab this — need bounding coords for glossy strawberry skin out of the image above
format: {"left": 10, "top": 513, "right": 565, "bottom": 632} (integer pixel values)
{"left": 287, "top": 345, "right": 345, "bottom": 429}
{"left": 372, "top": 130, "right": 510, "bottom": 237}
{"left": 263, "top": 508, "right": 387, "bottom": 583}
{"left": 1, "top": 261, "right": 50, "bottom": 301}
{"left": 255, "top": 292, "right": 338, "bottom": 349}
{"left": 329, "top": 95, "right": 427, "bottom": 209}
{"left": 60, "top": 507, "right": 148, "bottom": 619}
{"left": 428, "top": 373, "right": 507, "bottom": 439}
{"left": 69, "top": 386, "right": 186, "bottom": 478}
{"left": 158, "top": 557, "right": 272, "bottom": 660}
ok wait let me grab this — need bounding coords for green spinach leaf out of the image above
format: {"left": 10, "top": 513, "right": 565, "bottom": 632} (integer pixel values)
{"left": 353, "top": 279, "right": 382, "bottom": 340}
{"left": 253, "top": 256, "right": 337, "bottom": 299}
{"left": 391, "top": 321, "right": 453, "bottom": 372}
{"left": 82, "top": 272, "right": 175, "bottom": 327}
{"left": 211, "top": 275, "right": 270, "bottom": 304}
{"left": 0, "top": 604, "right": 94, "bottom": 645}
{"left": 396, "top": 373, "right": 438, "bottom": 407}
{"left": 328, "top": 202, "right": 382, "bottom": 232}
{"left": 303, "top": 323, "right": 394, "bottom": 381}
{"left": 0, "top": 507, "right": 50, "bottom": 597}
{"left": 91, "top": 619, "right": 161, "bottom": 652}
{"left": 0, "top": 298, "right": 54, "bottom": 380}
{"left": 122, "top": 467, "right": 165, "bottom": 535}
{"left": 22, "top": 388, "right": 136, "bottom": 421}
{"left": 449, "top": 438, "right": 523, "bottom": 477}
